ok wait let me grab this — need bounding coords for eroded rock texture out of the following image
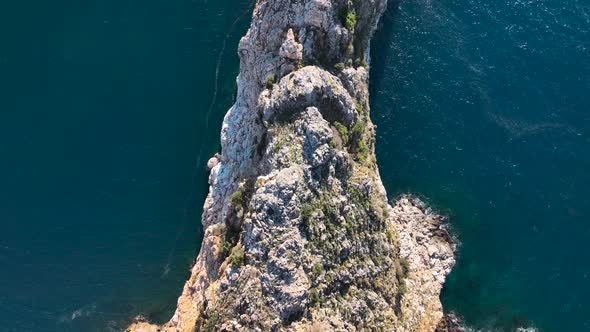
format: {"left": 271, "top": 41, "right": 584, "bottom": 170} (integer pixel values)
{"left": 128, "top": 0, "right": 455, "bottom": 330}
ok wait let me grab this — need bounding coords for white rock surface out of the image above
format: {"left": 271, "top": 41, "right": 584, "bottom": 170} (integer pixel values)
{"left": 279, "top": 28, "right": 303, "bottom": 60}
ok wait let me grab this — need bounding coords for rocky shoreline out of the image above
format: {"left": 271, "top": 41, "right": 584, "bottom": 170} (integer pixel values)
{"left": 128, "top": 0, "right": 455, "bottom": 330}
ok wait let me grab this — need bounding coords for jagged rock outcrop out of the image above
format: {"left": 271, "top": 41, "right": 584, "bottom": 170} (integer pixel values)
{"left": 128, "top": 0, "right": 455, "bottom": 331}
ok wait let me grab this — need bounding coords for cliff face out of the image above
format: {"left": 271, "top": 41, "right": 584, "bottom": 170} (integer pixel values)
{"left": 128, "top": 0, "right": 455, "bottom": 331}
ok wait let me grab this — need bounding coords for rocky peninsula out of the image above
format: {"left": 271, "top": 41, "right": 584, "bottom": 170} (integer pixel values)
{"left": 128, "top": 0, "right": 455, "bottom": 330}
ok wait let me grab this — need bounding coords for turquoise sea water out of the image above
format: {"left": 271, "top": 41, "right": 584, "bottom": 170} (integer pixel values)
{"left": 0, "top": 0, "right": 588, "bottom": 331}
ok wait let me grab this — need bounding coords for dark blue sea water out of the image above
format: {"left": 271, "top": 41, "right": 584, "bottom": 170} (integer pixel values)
{"left": 371, "top": 0, "right": 589, "bottom": 331}
{"left": 0, "top": 0, "right": 588, "bottom": 331}
{"left": 0, "top": 0, "right": 251, "bottom": 330}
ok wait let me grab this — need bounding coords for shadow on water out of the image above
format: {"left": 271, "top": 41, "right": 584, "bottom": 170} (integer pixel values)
{"left": 369, "top": 0, "right": 401, "bottom": 98}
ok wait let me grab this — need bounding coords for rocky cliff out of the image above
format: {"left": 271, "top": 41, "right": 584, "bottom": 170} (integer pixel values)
{"left": 128, "top": 0, "right": 455, "bottom": 331}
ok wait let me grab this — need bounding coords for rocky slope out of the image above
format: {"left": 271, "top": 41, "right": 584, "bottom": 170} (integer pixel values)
{"left": 128, "top": 0, "right": 455, "bottom": 331}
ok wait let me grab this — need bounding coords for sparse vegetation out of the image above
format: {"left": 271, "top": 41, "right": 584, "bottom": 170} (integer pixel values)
{"left": 351, "top": 119, "right": 365, "bottom": 139}
{"left": 219, "top": 237, "right": 234, "bottom": 259}
{"left": 355, "top": 57, "right": 368, "bottom": 68}
{"left": 356, "top": 142, "right": 369, "bottom": 162}
{"left": 229, "top": 245, "right": 245, "bottom": 267}
{"left": 266, "top": 74, "right": 276, "bottom": 89}
{"left": 398, "top": 280, "right": 407, "bottom": 296}
{"left": 382, "top": 202, "right": 390, "bottom": 220}
{"left": 203, "top": 310, "right": 221, "bottom": 332}
{"left": 272, "top": 134, "right": 289, "bottom": 152}
{"left": 345, "top": 10, "right": 357, "bottom": 31}
{"left": 385, "top": 229, "right": 393, "bottom": 241}
{"left": 309, "top": 288, "right": 320, "bottom": 306}
{"left": 300, "top": 201, "right": 316, "bottom": 224}
{"left": 333, "top": 121, "right": 349, "bottom": 145}
{"left": 355, "top": 102, "right": 364, "bottom": 114}
{"left": 350, "top": 120, "right": 369, "bottom": 162}
{"left": 312, "top": 263, "right": 324, "bottom": 277}
{"left": 346, "top": 42, "right": 354, "bottom": 57}
{"left": 230, "top": 186, "right": 246, "bottom": 209}
{"left": 219, "top": 186, "right": 248, "bottom": 260}
{"left": 399, "top": 257, "right": 410, "bottom": 276}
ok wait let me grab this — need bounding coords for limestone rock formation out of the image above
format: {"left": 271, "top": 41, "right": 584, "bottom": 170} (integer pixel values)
{"left": 128, "top": 0, "right": 455, "bottom": 331}
{"left": 279, "top": 29, "right": 304, "bottom": 61}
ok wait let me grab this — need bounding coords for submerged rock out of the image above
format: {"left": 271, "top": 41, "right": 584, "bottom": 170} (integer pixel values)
{"left": 128, "top": 0, "right": 455, "bottom": 331}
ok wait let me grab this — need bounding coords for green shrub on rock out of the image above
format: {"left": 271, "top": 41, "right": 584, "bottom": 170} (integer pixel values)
{"left": 333, "top": 121, "right": 349, "bottom": 145}
{"left": 309, "top": 288, "right": 320, "bottom": 306}
{"left": 345, "top": 10, "right": 357, "bottom": 31}
{"left": 230, "top": 186, "right": 246, "bottom": 209}
{"left": 229, "top": 245, "right": 245, "bottom": 267}
{"left": 265, "top": 75, "right": 276, "bottom": 89}
{"left": 350, "top": 121, "right": 369, "bottom": 162}
{"left": 312, "top": 263, "right": 324, "bottom": 277}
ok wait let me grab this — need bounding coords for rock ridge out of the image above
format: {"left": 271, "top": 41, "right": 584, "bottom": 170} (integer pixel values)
{"left": 128, "top": 0, "right": 455, "bottom": 331}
